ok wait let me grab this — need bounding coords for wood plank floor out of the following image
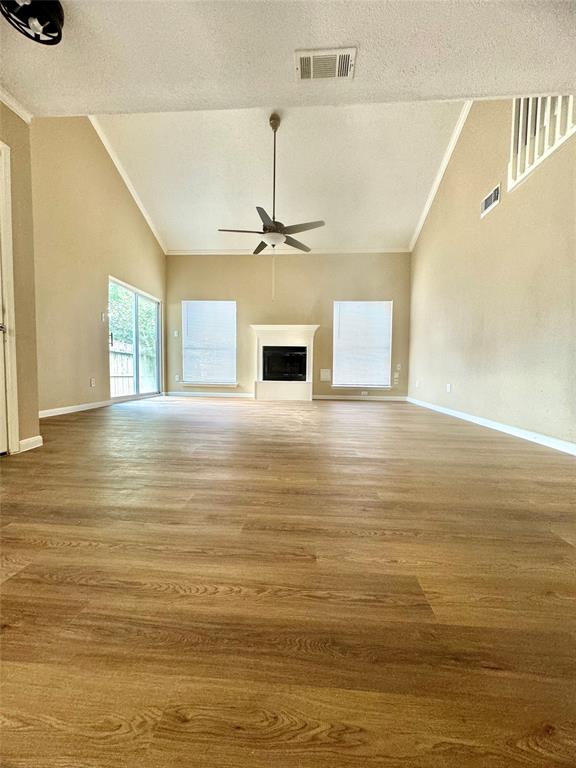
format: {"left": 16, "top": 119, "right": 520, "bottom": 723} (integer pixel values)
{"left": 1, "top": 396, "right": 575, "bottom": 767}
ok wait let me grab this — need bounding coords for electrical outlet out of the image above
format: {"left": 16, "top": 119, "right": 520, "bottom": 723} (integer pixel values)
{"left": 90, "top": 377, "right": 96, "bottom": 388}
{"left": 100, "top": 312, "right": 107, "bottom": 322}
{"left": 175, "top": 374, "right": 180, "bottom": 382}
{"left": 173, "top": 329, "right": 179, "bottom": 338}
{"left": 320, "top": 368, "right": 331, "bottom": 382}
{"left": 395, "top": 363, "right": 401, "bottom": 371}
{"left": 446, "top": 383, "right": 452, "bottom": 393}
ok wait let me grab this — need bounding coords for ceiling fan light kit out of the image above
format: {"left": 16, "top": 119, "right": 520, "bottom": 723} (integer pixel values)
{"left": 0, "top": 0, "right": 64, "bottom": 44}
{"left": 218, "top": 112, "right": 325, "bottom": 255}
{"left": 262, "top": 232, "right": 286, "bottom": 247}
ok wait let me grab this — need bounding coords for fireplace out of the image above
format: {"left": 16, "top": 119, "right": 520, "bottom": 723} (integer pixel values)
{"left": 250, "top": 324, "right": 319, "bottom": 400}
{"left": 263, "top": 346, "right": 307, "bottom": 381}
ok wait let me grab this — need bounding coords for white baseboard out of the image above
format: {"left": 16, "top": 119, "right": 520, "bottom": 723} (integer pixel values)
{"left": 407, "top": 397, "right": 576, "bottom": 457}
{"left": 167, "top": 391, "right": 407, "bottom": 402}
{"left": 166, "top": 390, "right": 255, "bottom": 399}
{"left": 165, "top": 391, "right": 406, "bottom": 403}
{"left": 39, "top": 393, "right": 160, "bottom": 418}
{"left": 314, "top": 395, "right": 407, "bottom": 402}
{"left": 40, "top": 399, "right": 114, "bottom": 418}
{"left": 17, "top": 435, "right": 43, "bottom": 453}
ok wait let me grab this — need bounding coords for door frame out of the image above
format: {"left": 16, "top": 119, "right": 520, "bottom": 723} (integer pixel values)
{"left": 0, "top": 141, "right": 20, "bottom": 453}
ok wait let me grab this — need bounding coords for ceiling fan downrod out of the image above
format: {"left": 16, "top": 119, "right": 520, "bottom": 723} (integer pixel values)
{"left": 269, "top": 112, "right": 280, "bottom": 223}
{"left": 217, "top": 111, "right": 325, "bottom": 254}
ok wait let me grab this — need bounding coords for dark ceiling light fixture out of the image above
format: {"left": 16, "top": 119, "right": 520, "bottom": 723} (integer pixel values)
{"left": 0, "top": 0, "right": 64, "bottom": 45}
{"left": 218, "top": 112, "right": 325, "bottom": 254}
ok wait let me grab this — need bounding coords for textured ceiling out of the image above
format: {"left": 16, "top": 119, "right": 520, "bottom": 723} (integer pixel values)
{"left": 1, "top": 1, "right": 575, "bottom": 116}
{"left": 94, "top": 101, "right": 465, "bottom": 253}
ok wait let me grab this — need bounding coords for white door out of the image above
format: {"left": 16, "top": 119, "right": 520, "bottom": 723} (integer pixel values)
{"left": 0, "top": 142, "right": 17, "bottom": 455}
{"left": 0, "top": 250, "right": 8, "bottom": 454}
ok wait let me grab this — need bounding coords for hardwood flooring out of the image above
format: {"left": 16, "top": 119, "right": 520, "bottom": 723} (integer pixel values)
{"left": 1, "top": 396, "right": 575, "bottom": 767}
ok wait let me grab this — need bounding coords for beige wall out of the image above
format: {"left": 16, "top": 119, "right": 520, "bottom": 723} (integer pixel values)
{"left": 409, "top": 100, "right": 576, "bottom": 442}
{"left": 0, "top": 104, "right": 40, "bottom": 441}
{"left": 30, "top": 117, "right": 166, "bottom": 411}
{"left": 167, "top": 252, "right": 410, "bottom": 398}
{"left": 16, "top": 98, "right": 575, "bottom": 443}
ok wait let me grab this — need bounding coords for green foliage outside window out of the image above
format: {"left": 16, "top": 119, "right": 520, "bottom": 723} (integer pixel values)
{"left": 109, "top": 281, "right": 159, "bottom": 394}
{"left": 109, "top": 281, "right": 158, "bottom": 351}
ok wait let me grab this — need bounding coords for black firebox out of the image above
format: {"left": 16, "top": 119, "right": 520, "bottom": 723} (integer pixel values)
{"left": 263, "top": 346, "right": 307, "bottom": 381}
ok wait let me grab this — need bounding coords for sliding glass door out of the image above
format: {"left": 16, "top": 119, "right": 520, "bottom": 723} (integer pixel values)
{"left": 108, "top": 279, "right": 160, "bottom": 398}
{"left": 137, "top": 294, "right": 160, "bottom": 394}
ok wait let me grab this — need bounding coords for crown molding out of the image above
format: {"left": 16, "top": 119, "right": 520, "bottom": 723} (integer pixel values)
{"left": 0, "top": 86, "right": 33, "bottom": 124}
{"left": 88, "top": 115, "right": 167, "bottom": 254}
{"left": 87, "top": 101, "right": 475, "bottom": 259}
{"left": 409, "top": 100, "right": 473, "bottom": 252}
{"left": 167, "top": 247, "right": 411, "bottom": 256}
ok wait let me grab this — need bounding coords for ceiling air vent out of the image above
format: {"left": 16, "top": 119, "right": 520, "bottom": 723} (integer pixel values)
{"left": 480, "top": 185, "right": 500, "bottom": 218}
{"left": 295, "top": 48, "right": 356, "bottom": 81}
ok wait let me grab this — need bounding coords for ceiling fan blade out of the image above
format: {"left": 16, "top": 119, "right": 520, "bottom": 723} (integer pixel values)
{"left": 253, "top": 241, "right": 268, "bottom": 255}
{"left": 284, "top": 236, "right": 311, "bottom": 253}
{"left": 256, "top": 207, "right": 273, "bottom": 226}
{"left": 283, "top": 220, "right": 325, "bottom": 235}
{"left": 219, "top": 229, "right": 265, "bottom": 234}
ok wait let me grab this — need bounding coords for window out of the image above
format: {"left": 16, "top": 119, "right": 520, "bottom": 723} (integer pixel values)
{"left": 332, "top": 301, "right": 392, "bottom": 388}
{"left": 108, "top": 279, "right": 161, "bottom": 398}
{"left": 182, "top": 301, "right": 236, "bottom": 384}
{"left": 508, "top": 95, "right": 575, "bottom": 190}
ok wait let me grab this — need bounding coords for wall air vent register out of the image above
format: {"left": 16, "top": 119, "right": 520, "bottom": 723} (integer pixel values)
{"left": 481, "top": 185, "right": 500, "bottom": 218}
{"left": 295, "top": 48, "right": 357, "bottom": 80}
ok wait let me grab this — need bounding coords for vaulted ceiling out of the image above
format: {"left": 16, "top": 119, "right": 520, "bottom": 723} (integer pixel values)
{"left": 1, "top": 1, "right": 573, "bottom": 253}
{"left": 1, "top": 1, "right": 574, "bottom": 117}
{"left": 94, "top": 101, "right": 465, "bottom": 253}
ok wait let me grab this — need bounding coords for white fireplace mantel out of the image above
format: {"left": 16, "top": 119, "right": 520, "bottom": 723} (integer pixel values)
{"left": 250, "top": 324, "right": 319, "bottom": 401}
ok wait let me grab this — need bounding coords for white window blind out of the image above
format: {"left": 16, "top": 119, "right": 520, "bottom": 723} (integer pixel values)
{"left": 182, "top": 301, "right": 236, "bottom": 384}
{"left": 332, "top": 301, "right": 392, "bottom": 388}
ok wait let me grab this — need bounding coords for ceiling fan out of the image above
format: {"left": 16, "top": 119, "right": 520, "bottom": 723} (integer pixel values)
{"left": 0, "top": 0, "right": 64, "bottom": 45}
{"left": 218, "top": 112, "right": 325, "bottom": 254}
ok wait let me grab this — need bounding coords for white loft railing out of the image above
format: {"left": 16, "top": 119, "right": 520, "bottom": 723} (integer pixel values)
{"left": 508, "top": 95, "right": 576, "bottom": 191}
